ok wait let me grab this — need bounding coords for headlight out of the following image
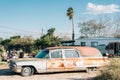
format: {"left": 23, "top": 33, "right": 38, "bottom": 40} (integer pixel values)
{"left": 9, "top": 63, "right": 17, "bottom": 67}
{"left": 13, "top": 63, "right": 17, "bottom": 67}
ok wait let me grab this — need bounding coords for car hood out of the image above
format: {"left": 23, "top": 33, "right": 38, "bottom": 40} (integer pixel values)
{"left": 9, "top": 58, "right": 44, "bottom": 63}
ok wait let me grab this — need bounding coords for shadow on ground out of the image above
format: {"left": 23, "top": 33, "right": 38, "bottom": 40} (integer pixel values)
{"left": 35, "top": 70, "right": 87, "bottom": 75}
{"left": 67, "top": 78, "right": 94, "bottom": 80}
{"left": 0, "top": 68, "right": 18, "bottom": 76}
{"left": 0, "top": 68, "right": 95, "bottom": 80}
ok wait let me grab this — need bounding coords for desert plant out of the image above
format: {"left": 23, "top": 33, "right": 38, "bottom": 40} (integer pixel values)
{"left": 94, "top": 58, "right": 120, "bottom": 80}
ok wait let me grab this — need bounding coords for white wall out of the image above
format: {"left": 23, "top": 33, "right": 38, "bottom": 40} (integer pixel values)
{"left": 75, "top": 38, "right": 120, "bottom": 47}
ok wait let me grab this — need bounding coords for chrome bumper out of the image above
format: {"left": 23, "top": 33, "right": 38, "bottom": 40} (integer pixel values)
{"left": 9, "top": 64, "right": 22, "bottom": 73}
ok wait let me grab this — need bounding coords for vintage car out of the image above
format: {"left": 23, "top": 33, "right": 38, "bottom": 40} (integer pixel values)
{"left": 9, "top": 46, "right": 108, "bottom": 76}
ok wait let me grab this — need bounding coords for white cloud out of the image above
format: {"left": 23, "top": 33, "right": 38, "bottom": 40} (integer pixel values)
{"left": 85, "top": 3, "right": 120, "bottom": 15}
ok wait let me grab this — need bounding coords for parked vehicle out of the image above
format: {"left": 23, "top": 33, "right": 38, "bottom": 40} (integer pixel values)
{"left": 1, "top": 52, "right": 8, "bottom": 61}
{"left": 9, "top": 46, "right": 108, "bottom": 76}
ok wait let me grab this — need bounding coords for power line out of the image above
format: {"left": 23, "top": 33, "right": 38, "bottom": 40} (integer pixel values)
{"left": 0, "top": 26, "right": 81, "bottom": 39}
{"left": 0, "top": 26, "right": 40, "bottom": 34}
{"left": 0, "top": 31, "right": 40, "bottom": 36}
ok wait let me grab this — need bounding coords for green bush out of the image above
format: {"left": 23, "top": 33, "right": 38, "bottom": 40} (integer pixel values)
{"left": 0, "top": 56, "right": 1, "bottom": 62}
{"left": 94, "top": 58, "right": 120, "bottom": 80}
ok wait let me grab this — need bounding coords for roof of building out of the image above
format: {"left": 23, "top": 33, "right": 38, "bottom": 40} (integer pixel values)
{"left": 76, "top": 37, "right": 120, "bottom": 41}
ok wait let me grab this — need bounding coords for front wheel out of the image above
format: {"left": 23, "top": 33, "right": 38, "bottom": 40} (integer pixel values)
{"left": 21, "top": 67, "right": 34, "bottom": 76}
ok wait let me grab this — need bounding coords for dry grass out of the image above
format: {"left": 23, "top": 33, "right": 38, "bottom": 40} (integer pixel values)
{"left": 94, "top": 58, "right": 120, "bottom": 80}
{"left": 0, "top": 62, "right": 4, "bottom": 66}
{"left": 0, "top": 61, "right": 8, "bottom": 69}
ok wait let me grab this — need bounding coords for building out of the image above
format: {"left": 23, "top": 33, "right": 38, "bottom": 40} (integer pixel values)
{"left": 75, "top": 37, "right": 120, "bottom": 55}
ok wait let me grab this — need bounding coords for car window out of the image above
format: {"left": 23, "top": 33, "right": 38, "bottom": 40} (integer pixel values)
{"left": 64, "top": 49, "right": 79, "bottom": 58}
{"left": 51, "top": 50, "right": 62, "bottom": 58}
{"left": 35, "top": 50, "right": 49, "bottom": 58}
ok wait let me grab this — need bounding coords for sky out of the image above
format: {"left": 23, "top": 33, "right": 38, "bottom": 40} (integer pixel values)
{"left": 0, "top": 0, "right": 120, "bottom": 39}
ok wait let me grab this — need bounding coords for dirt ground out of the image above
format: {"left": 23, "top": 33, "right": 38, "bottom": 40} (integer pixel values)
{"left": 0, "top": 62, "right": 99, "bottom": 80}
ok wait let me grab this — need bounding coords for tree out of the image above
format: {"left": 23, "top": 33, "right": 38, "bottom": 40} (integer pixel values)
{"left": 78, "top": 16, "right": 111, "bottom": 38}
{"left": 113, "top": 15, "right": 120, "bottom": 38}
{"left": 66, "top": 7, "right": 75, "bottom": 41}
{"left": 78, "top": 21, "right": 92, "bottom": 37}
{"left": 10, "top": 36, "right": 21, "bottom": 39}
{"left": 0, "top": 37, "right": 3, "bottom": 43}
{"left": 1, "top": 36, "right": 35, "bottom": 53}
{"left": 35, "top": 28, "right": 62, "bottom": 49}
{"left": 47, "top": 28, "right": 55, "bottom": 36}
{"left": 1, "top": 39, "right": 11, "bottom": 49}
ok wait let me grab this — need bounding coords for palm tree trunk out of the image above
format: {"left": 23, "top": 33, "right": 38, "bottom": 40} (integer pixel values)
{"left": 71, "top": 18, "right": 75, "bottom": 41}
{"left": 71, "top": 18, "right": 75, "bottom": 46}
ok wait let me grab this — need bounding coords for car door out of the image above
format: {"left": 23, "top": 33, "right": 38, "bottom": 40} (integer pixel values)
{"left": 46, "top": 49, "right": 64, "bottom": 72}
{"left": 63, "top": 49, "right": 84, "bottom": 70}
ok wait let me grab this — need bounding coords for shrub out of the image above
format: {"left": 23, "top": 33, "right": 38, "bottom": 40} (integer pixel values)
{"left": 0, "top": 56, "right": 1, "bottom": 62}
{"left": 94, "top": 58, "right": 120, "bottom": 80}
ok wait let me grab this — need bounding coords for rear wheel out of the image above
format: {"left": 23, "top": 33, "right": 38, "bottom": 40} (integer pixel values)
{"left": 21, "top": 67, "right": 34, "bottom": 76}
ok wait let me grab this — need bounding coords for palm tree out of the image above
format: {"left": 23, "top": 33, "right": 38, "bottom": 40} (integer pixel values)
{"left": 66, "top": 7, "right": 75, "bottom": 41}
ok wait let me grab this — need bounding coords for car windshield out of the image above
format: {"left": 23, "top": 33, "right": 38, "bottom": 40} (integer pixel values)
{"left": 35, "top": 50, "right": 49, "bottom": 58}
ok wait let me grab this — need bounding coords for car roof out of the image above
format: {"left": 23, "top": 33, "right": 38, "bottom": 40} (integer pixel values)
{"left": 45, "top": 46, "right": 102, "bottom": 57}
